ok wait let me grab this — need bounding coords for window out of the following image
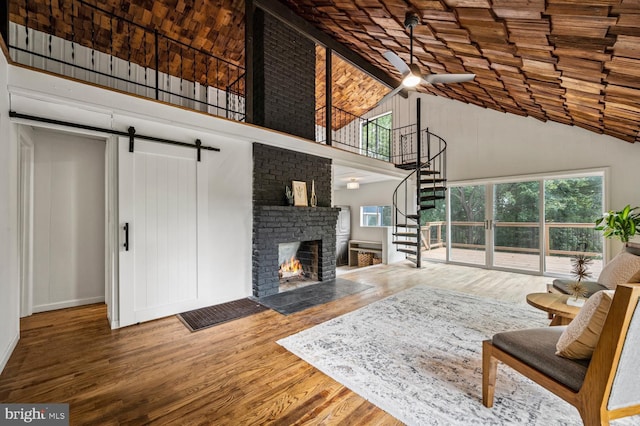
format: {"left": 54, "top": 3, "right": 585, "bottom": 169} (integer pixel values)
{"left": 361, "top": 206, "right": 392, "bottom": 227}
{"left": 447, "top": 171, "right": 604, "bottom": 276}
{"left": 361, "top": 112, "right": 392, "bottom": 161}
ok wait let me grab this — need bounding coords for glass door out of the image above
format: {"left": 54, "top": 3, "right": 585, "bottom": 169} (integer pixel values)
{"left": 492, "top": 181, "right": 541, "bottom": 272}
{"left": 446, "top": 172, "right": 604, "bottom": 276}
{"left": 449, "top": 185, "right": 487, "bottom": 266}
{"left": 544, "top": 176, "right": 604, "bottom": 277}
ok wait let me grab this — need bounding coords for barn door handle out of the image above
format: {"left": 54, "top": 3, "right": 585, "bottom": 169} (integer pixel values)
{"left": 124, "top": 223, "right": 129, "bottom": 251}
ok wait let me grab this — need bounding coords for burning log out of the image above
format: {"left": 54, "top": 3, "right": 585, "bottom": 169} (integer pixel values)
{"left": 279, "top": 256, "right": 303, "bottom": 279}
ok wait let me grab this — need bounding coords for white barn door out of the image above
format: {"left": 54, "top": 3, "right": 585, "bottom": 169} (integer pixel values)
{"left": 118, "top": 137, "right": 208, "bottom": 327}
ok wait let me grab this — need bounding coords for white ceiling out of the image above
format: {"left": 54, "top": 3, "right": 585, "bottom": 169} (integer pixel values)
{"left": 333, "top": 164, "right": 402, "bottom": 189}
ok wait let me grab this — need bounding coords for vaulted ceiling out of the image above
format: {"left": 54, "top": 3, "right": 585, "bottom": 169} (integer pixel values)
{"left": 9, "top": 0, "right": 640, "bottom": 143}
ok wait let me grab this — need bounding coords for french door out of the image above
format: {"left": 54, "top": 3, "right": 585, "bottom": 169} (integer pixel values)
{"left": 118, "top": 137, "right": 208, "bottom": 327}
{"left": 492, "top": 181, "right": 541, "bottom": 272}
{"left": 449, "top": 181, "right": 542, "bottom": 272}
{"left": 449, "top": 185, "right": 487, "bottom": 266}
{"left": 447, "top": 172, "right": 604, "bottom": 275}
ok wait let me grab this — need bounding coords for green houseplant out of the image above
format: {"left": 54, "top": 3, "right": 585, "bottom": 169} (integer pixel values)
{"left": 594, "top": 205, "right": 640, "bottom": 243}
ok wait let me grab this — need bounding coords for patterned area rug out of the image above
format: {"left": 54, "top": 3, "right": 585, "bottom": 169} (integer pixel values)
{"left": 278, "top": 286, "right": 639, "bottom": 425}
{"left": 177, "top": 298, "right": 268, "bottom": 331}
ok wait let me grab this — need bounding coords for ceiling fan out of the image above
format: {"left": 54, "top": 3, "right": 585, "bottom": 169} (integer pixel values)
{"left": 378, "top": 12, "right": 476, "bottom": 105}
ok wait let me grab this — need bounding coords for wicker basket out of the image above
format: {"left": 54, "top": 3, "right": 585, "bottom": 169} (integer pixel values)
{"left": 357, "top": 252, "right": 373, "bottom": 267}
{"left": 372, "top": 257, "right": 382, "bottom": 265}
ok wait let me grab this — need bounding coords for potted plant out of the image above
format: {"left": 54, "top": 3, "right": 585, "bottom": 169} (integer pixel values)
{"left": 594, "top": 204, "right": 640, "bottom": 243}
{"left": 567, "top": 254, "right": 592, "bottom": 307}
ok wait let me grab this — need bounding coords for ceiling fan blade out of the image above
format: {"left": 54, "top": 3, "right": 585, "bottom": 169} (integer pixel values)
{"left": 423, "top": 73, "right": 476, "bottom": 84}
{"left": 383, "top": 51, "right": 410, "bottom": 75}
{"left": 375, "top": 85, "right": 405, "bottom": 107}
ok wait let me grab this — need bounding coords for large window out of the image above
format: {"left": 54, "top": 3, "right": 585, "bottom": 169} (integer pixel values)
{"left": 361, "top": 206, "right": 392, "bottom": 227}
{"left": 446, "top": 171, "right": 604, "bottom": 276}
{"left": 361, "top": 112, "right": 392, "bottom": 161}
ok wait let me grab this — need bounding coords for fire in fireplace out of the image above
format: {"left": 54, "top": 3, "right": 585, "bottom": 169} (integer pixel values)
{"left": 278, "top": 241, "right": 320, "bottom": 291}
{"left": 279, "top": 256, "right": 303, "bottom": 279}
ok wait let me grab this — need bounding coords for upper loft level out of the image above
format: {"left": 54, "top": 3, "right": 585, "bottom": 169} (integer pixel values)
{"left": 5, "top": 0, "right": 431, "bottom": 167}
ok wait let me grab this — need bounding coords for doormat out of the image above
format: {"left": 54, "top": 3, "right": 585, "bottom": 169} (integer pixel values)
{"left": 177, "top": 299, "right": 269, "bottom": 332}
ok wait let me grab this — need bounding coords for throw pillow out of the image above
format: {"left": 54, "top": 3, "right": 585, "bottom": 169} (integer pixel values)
{"left": 556, "top": 290, "right": 615, "bottom": 359}
{"left": 597, "top": 251, "right": 640, "bottom": 290}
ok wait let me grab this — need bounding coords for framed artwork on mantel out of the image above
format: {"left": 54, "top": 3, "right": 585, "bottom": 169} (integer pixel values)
{"left": 292, "top": 181, "right": 308, "bottom": 206}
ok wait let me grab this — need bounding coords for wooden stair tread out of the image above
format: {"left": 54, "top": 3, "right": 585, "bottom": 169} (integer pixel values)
{"left": 420, "top": 195, "right": 446, "bottom": 202}
{"left": 393, "top": 232, "right": 418, "bottom": 237}
{"left": 397, "top": 248, "right": 417, "bottom": 255}
{"left": 392, "top": 240, "right": 419, "bottom": 246}
{"left": 395, "top": 163, "right": 416, "bottom": 170}
{"left": 420, "top": 186, "right": 447, "bottom": 192}
{"left": 396, "top": 223, "right": 418, "bottom": 228}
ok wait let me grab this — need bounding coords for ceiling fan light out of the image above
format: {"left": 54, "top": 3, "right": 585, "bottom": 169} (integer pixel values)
{"left": 402, "top": 72, "right": 421, "bottom": 87}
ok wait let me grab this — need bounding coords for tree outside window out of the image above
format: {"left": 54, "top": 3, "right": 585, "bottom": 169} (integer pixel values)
{"left": 361, "top": 112, "right": 392, "bottom": 161}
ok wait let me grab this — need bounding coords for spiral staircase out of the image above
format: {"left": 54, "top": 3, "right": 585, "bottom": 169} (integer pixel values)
{"left": 392, "top": 127, "right": 447, "bottom": 267}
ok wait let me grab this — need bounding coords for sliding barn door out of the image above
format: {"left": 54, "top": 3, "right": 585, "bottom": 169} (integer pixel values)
{"left": 118, "top": 137, "right": 208, "bottom": 327}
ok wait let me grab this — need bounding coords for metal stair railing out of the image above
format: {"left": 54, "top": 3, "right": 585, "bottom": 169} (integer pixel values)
{"left": 392, "top": 127, "right": 447, "bottom": 267}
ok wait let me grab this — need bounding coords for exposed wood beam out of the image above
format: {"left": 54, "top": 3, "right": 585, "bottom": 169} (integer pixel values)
{"left": 254, "top": 0, "right": 406, "bottom": 97}
{"left": 244, "top": 0, "right": 255, "bottom": 124}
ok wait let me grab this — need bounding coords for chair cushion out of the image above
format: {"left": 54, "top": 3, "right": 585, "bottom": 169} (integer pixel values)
{"left": 492, "top": 327, "right": 589, "bottom": 392}
{"left": 598, "top": 250, "right": 640, "bottom": 289}
{"left": 552, "top": 279, "right": 607, "bottom": 298}
{"left": 556, "top": 290, "right": 615, "bottom": 359}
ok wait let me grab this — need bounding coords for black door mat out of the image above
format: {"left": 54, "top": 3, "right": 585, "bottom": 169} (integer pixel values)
{"left": 254, "top": 279, "right": 372, "bottom": 315}
{"left": 177, "top": 299, "right": 269, "bottom": 332}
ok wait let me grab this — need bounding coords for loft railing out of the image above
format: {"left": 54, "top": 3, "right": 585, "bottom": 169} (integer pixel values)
{"left": 389, "top": 124, "right": 447, "bottom": 175}
{"left": 315, "top": 105, "right": 392, "bottom": 161}
{"left": 8, "top": 0, "right": 245, "bottom": 121}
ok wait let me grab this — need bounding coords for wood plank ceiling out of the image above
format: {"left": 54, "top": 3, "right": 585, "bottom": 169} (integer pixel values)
{"left": 282, "top": 0, "right": 640, "bottom": 143}
{"left": 9, "top": 0, "right": 640, "bottom": 143}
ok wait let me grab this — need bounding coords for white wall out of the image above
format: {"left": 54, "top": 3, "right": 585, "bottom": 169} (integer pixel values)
{"left": 375, "top": 92, "right": 640, "bottom": 203}
{"left": 335, "top": 180, "right": 400, "bottom": 242}
{"left": 32, "top": 130, "right": 106, "bottom": 312}
{"left": 334, "top": 179, "right": 409, "bottom": 264}
{"left": 8, "top": 63, "right": 394, "bottom": 326}
{"left": 0, "top": 47, "right": 20, "bottom": 372}
{"left": 372, "top": 92, "right": 640, "bottom": 257}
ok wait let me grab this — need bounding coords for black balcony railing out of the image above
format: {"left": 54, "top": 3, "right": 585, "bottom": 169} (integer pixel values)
{"left": 8, "top": 0, "right": 245, "bottom": 120}
{"left": 315, "top": 105, "right": 393, "bottom": 161}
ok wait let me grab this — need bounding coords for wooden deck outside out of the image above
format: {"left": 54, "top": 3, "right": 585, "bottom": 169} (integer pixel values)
{"left": 422, "top": 246, "right": 603, "bottom": 277}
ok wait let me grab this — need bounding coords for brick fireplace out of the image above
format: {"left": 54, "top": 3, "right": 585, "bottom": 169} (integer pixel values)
{"left": 252, "top": 143, "right": 339, "bottom": 298}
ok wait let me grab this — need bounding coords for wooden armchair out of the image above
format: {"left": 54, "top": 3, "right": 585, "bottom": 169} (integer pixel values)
{"left": 482, "top": 284, "right": 640, "bottom": 425}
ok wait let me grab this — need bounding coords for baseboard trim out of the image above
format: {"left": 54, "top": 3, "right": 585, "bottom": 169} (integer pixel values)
{"left": 0, "top": 331, "right": 20, "bottom": 374}
{"left": 32, "top": 296, "right": 105, "bottom": 313}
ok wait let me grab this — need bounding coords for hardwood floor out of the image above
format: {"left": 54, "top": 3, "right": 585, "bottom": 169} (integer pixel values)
{"left": 0, "top": 261, "right": 550, "bottom": 425}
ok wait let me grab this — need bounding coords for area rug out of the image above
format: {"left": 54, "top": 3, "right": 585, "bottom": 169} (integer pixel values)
{"left": 256, "top": 279, "right": 371, "bottom": 315}
{"left": 278, "top": 286, "right": 639, "bottom": 425}
{"left": 177, "top": 298, "right": 268, "bottom": 331}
